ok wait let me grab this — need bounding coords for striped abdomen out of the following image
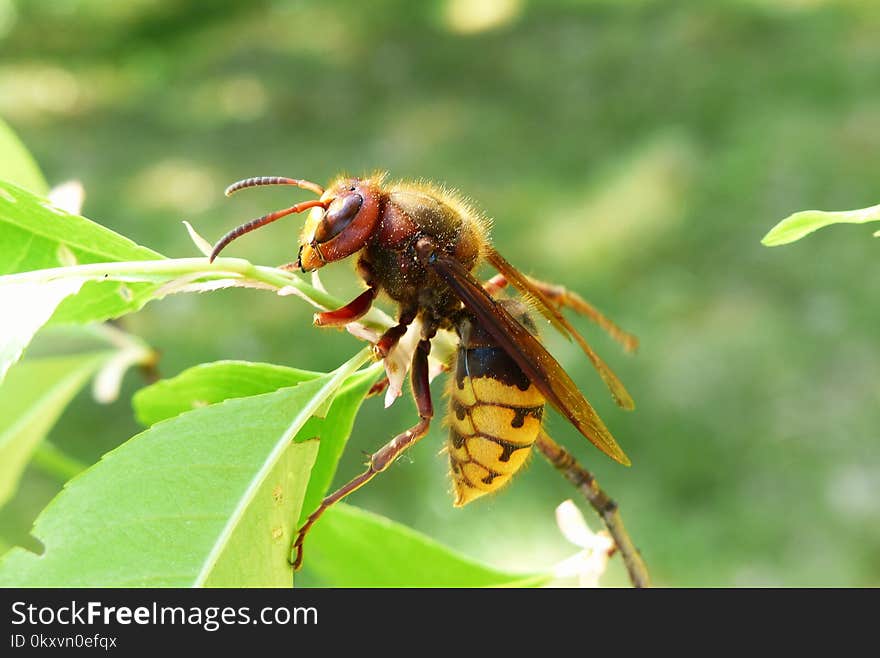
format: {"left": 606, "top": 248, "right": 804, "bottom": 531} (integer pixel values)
{"left": 448, "top": 334, "right": 545, "bottom": 506}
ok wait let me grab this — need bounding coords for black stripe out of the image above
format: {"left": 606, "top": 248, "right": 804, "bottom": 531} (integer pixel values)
{"left": 511, "top": 406, "right": 544, "bottom": 427}
{"left": 447, "top": 427, "right": 534, "bottom": 463}
{"left": 449, "top": 400, "right": 543, "bottom": 426}
{"left": 455, "top": 346, "right": 531, "bottom": 391}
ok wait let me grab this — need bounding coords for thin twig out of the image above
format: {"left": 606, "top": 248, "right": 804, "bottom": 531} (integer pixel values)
{"left": 536, "top": 432, "right": 650, "bottom": 588}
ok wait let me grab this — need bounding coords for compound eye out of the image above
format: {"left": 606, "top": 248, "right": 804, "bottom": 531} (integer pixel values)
{"left": 314, "top": 193, "right": 363, "bottom": 243}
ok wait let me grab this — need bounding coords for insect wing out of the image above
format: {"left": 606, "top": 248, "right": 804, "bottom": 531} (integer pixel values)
{"left": 428, "top": 253, "right": 631, "bottom": 466}
{"left": 486, "top": 247, "right": 635, "bottom": 410}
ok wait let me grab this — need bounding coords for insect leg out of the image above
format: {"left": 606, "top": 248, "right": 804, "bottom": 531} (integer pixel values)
{"left": 366, "top": 376, "right": 390, "bottom": 398}
{"left": 482, "top": 273, "right": 508, "bottom": 297}
{"left": 313, "top": 287, "right": 378, "bottom": 327}
{"left": 291, "top": 335, "right": 434, "bottom": 570}
{"left": 486, "top": 273, "right": 637, "bottom": 354}
{"left": 374, "top": 306, "right": 417, "bottom": 358}
{"left": 535, "top": 431, "right": 650, "bottom": 588}
{"left": 313, "top": 258, "right": 379, "bottom": 327}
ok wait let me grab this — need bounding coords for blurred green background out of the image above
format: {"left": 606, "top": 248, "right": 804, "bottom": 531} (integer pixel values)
{"left": 1, "top": 0, "right": 878, "bottom": 586}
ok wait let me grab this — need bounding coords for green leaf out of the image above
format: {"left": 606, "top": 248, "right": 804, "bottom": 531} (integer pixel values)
{"left": 298, "top": 367, "right": 379, "bottom": 523}
{"left": 0, "top": 180, "right": 163, "bottom": 277}
{"left": 762, "top": 203, "right": 880, "bottom": 246}
{"left": 132, "top": 360, "right": 324, "bottom": 426}
{"left": 0, "top": 181, "right": 168, "bottom": 382}
{"left": 0, "top": 349, "right": 369, "bottom": 587}
{"left": 0, "top": 352, "right": 111, "bottom": 508}
{"left": 0, "top": 277, "right": 87, "bottom": 382}
{"left": 201, "top": 439, "right": 318, "bottom": 588}
{"left": 131, "top": 358, "right": 382, "bottom": 525}
{"left": 0, "top": 119, "right": 48, "bottom": 195}
{"left": 302, "top": 504, "right": 550, "bottom": 588}
{"left": 0, "top": 179, "right": 166, "bottom": 325}
{"left": 0, "top": 178, "right": 380, "bottom": 387}
{"left": 0, "top": 178, "right": 357, "bottom": 331}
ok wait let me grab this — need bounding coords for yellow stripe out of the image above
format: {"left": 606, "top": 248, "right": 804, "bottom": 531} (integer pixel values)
{"left": 465, "top": 436, "right": 531, "bottom": 475}
{"left": 453, "top": 376, "right": 544, "bottom": 407}
{"left": 449, "top": 442, "right": 469, "bottom": 463}
{"left": 461, "top": 462, "right": 509, "bottom": 492}
{"left": 450, "top": 411, "right": 476, "bottom": 436}
{"left": 453, "top": 377, "right": 477, "bottom": 406}
{"left": 448, "top": 373, "right": 544, "bottom": 507}
{"left": 470, "top": 405, "right": 542, "bottom": 444}
{"left": 453, "top": 481, "right": 488, "bottom": 506}
{"left": 471, "top": 376, "right": 544, "bottom": 406}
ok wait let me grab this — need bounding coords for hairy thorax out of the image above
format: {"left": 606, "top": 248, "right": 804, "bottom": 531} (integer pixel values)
{"left": 359, "top": 184, "right": 486, "bottom": 323}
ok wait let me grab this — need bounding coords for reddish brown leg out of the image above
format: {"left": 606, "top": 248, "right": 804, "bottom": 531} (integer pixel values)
{"left": 485, "top": 274, "right": 638, "bottom": 353}
{"left": 314, "top": 287, "right": 378, "bottom": 327}
{"left": 483, "top": 273, "right": 507, "bottom": 297}
{"left": 291, "top": 334, "right": 435, "bottom": 570}
{"left": 367, "top": 377, "right": 390, "bottom": 397}
{"left": 536, "top": 432, "right": 650, "bottom": 588}
{"left": 374, "top": 307, "right": 417, "bottom": 358}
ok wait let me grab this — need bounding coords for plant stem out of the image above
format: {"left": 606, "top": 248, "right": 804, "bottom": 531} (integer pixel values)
{"left": 0, "top": 256, "right": 394, "bottom": 332}
{"left": 0, "top": 257, "right": 329, "bottom": 300}
{"left": 536, "top": 432, "right": 651, "bottom": 588}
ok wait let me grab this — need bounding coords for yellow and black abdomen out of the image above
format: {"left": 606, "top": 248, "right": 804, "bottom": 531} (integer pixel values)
{"left": 448, "top": 341, "right": 545, "bottom": 506}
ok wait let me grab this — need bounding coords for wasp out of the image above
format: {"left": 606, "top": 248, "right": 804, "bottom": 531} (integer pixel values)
{"left": 210, "top": 172, "right": 638, "bottom": 570}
